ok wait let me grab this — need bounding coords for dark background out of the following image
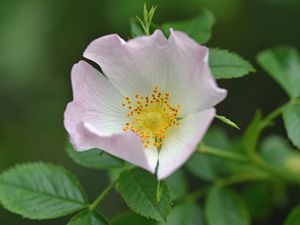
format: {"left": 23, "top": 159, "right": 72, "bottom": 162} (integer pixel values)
{"left": 1, "top": 0, "right": 300, "bottom": 224}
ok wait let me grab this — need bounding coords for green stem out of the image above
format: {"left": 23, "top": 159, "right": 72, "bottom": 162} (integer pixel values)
{"left": 263, "top": 102, "right": 289, "bottom": 124}
{"left": 89, "top": 179, "right": 117, "bottom": 211}
{"left": 197, "top": 143, "right": 299, "bottom": 182}
{"left": 263, "top": 99, "right": 300, "bottom": 124}
{"left": 252, "top": 155, "right": 299, "bottom": 182}
{"left": 217, "top": 171, "right": 271, "bottom": 187}
{"left": 197, "top": 144, "right": 249, "bottom": 162}
{"left": 182, "top": 172, "right": 270, "bottom": 203}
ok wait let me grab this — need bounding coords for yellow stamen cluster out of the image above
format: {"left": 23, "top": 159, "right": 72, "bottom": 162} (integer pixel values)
{"left": 121, "top": 86, "right": 180, "bottom": 148}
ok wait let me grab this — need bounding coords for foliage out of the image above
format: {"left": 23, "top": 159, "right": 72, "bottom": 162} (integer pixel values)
{"left": 210, "top": 48, "right": 255, "bottom": 79}
{"left": 0, "top": 4, "right": 300, "bottom": 225}
{"left": 66, "top": 143, "right": 124, "bottom": 169}
{"left": 205, "top": 186, "right": 250, "bottom": 225}
{"left": 0, "top": 163, "right": 88, "bottom": 219}
{"left": 161, "top": 8, "right": 215, "bottom": 44}
{"left": 116, "top": 169, "right": 172, "bottom": 222}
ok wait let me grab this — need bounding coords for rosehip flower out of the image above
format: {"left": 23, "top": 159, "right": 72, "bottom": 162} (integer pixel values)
{"left": 64, "top": 30, "right": 227, "bottom": 179}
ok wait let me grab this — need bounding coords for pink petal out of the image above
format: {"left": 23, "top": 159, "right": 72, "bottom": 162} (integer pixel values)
{"left": 64, "top": 61, "right": 158, "bottom": 173}
{"left": 83, "top": 30, "right": 168, "bottom": 98}
{"left": 75, "top": 122, "right": 158, "bottom": 173}
{"left": 168, "top": 30, "right": 227, "bottom": 113}
{"left": 83, "top": 30, "right": 226, "bottom": 116}
{"left": 65, "top": 61, "right": 126, "bottom": 136}
{"left": 157, "top": 108, "right": 216, "bottom": 180}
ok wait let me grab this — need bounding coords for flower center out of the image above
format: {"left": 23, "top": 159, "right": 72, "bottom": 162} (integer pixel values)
{"left": 121, "top": 86, "right": 180, "bottom": 148}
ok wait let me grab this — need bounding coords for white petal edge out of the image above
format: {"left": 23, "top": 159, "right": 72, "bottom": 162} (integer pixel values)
{"left": 157, "top": 108, "right": 216, "bottom": 180}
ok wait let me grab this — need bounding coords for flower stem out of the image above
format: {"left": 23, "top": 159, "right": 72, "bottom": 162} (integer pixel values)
{"left": 217, "top": 171, "right": 271, "bottom": 187}
{"left": 181, "top": 172, "right": 270, "bottom": 203}
{"left": 89, "top": 179, "right": 118, "bottom": 211}
{"left": 197, "top": 143, "right": 300, "bottom": 183}
{"left": 263, "top": 99, "right": 300, "bottom": 124}
{"left": 197, "top": 144, "right": 249, "bottom": 162}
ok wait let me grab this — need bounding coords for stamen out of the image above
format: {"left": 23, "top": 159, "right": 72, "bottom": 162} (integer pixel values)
{"left": 121, "top": 86, "right": 181, "bottom": 148}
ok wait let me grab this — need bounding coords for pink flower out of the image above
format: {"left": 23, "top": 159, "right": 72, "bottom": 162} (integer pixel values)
{"left": 64, "top": 30, "right": 227, "bottom": 179}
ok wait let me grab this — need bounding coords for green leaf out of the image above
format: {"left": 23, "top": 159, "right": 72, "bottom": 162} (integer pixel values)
{"left": 284, "top": 204, "right": 300, "bottom": 225}
{"left": 68, "top": 211, "right": 109, "bottom": 225}
{"left": 205, "top": 186, "right": 250, "bottom": 225}
{"left": 164, "top": 170, "right": 188, "bottom": 201}
{"left": 257, "top": 47, "right": 300, "bottom": 98}
{"left": 156, "top": 181, "right": 163, "bottom": 203}
{"left": 130, "top": 18, "right": 145, "bottom": 37}
{"left": 215, "top": 115, "right": 240, "bottom": 130}
{"left": 209, "top": 48, "right": 255, "bottom": 79}
{"left": 162, "top": 8, "right": 215, "bottom": 44}
{"left": 260, "top": 135, "right": 293, "bottom": 165}
{"left": 242, "top": 183, "right": 272, "bottom": 220}
{"left": 112, "top": 211, "right": 156, "bottom": 225}
{"left": 283, "top": 104, "right": 300, "bottom": 148}
{"left": 117, "top": 169, "right": 172, "bottom": 222}
{"left": 66, "top": 142, "right": 124, "bottom": 169}
{"left": 186, "top": 126, "right": 232, "bottom": 181}
{"left": 159, "top": 203, "right": 205, "bottom": 225}
{"left": 260, "top": 135, "right": 300, "bottom": 180}
{"left": 241, "top": 111, "right": 269, "bottom": 155}
{"left": 0, "top": 162, "right": 88, "bottom": 220}
{"left": 143, "top": 2, "right": 148, "bottom": 25}
{"left": 148, "top": 5, "right": 157, "bottom": 25}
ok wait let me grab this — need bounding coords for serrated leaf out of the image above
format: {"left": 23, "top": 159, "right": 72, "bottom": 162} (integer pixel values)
{"left": 215, "top": 115, "right": 240, "bottom": 130}
{"left": 284, "top": 204, "right": 300, "bottom": 225}
{"left": 209, "top": 48, "right": 255, "bottom": 79}
{"left": 162, "top": 8, "right": 215, "bottom": 44}
{"left": 66, "top": 142, "right": 124, "bottom": 170}
{"left": 112, "top": 211, "right": 156, "bottom": 225}
{"left": 117, "top": 169, "right": 172, "bottom": 222}
{"left": 164, "top": 170, "right": 188, "bottom": 201}
{"left": 257, "top": 47, "right": 300, "bottom": 98}
{"left": 283, "top": 104, "right": 300, "bottom": 148}
{"left": 205, "top": 186, "right": 250, "bottom": 225}
{"left": 0, "top": 162, "right": 88, "bottom": 220}
{"left": 186, "top": 126, "right": 232, "bottom": 181}
{"left": 159, "top": 203, "right": 205, "bottom": 225}
{"left": 68, "top": 210, "right": 109, "bottom": 225}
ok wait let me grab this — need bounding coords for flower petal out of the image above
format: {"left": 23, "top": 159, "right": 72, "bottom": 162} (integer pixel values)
{"left": 168, "top": 30, "right": 227, "bottom": 114}
{"left": 80, "top": 122, "right": 158, "bottom": 173}
{"left": 83, "top": 30, "right": 226, "bottom": 116}
{"left": 83, "top": 30, "right": 169, "bottom": 98}
{"left": 157, "top": 108, "right": 216, "bottom": 180}
{"left": 64, "top": 61, "right": 158, "bottom": 173}
{"left": 66, "top": 121, "right": 158, "bottom": 172}
{"left": 65, "top": 60, "right": 126, "bottom": 136}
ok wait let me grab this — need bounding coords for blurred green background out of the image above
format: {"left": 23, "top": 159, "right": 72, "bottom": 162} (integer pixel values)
{"left": 1, "top": 0, "right": 300, "bottom": 224}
